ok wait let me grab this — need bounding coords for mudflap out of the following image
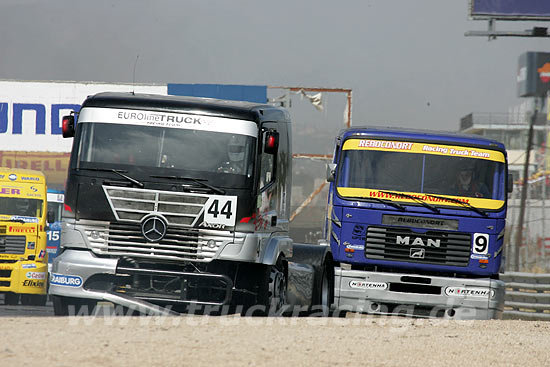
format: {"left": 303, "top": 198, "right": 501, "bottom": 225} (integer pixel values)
{"left": 286, "top": 243, "right": 333, "bottom": 315}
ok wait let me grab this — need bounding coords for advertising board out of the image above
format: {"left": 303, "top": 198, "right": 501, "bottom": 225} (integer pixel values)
{"left": 470, "top": 0, "right": 550, "bottom": 20}
{"left": 0, "top": 80, "right": 166, "bottom": 152}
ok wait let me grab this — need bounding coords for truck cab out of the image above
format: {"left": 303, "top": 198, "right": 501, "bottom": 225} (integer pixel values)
{"left": 51, "top": 92, "right": 332, "bottom": 316}
{"left": 0, "top": 168, "right": 50, "bottom": 306}
{"left": 326, "top": 127, "right": 510, "bottom": 319}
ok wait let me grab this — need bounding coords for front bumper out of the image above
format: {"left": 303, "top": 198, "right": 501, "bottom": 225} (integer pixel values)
{"left": 334, "top": 267, "right": 505, "bottom": 320}
{"left": 49, "top": 249, "right": 118, "bottom": 300}
{"left": 50, "top": 249, "right": 233, "bottom": 307}
{"left": 0, "top": 261, "right": 47, "bottom": 295}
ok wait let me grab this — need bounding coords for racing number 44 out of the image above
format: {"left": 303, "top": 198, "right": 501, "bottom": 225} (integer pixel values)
{"left": 203, "top": 196, "right": 238, "bottom": 227}
{"left": 208, "top": 199, "right": 232, "bottom": 219}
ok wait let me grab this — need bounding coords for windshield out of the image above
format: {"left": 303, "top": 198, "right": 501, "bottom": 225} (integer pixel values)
{"left": 0, "top": 197, "right": 43, "bottom": 218}
{"left": 77, "top": 122, "right": 256, "bottom": 180}
{"left": 337, "top": 139, "right": 506, "bottom": 209}
{"left": 47, "top": 201, "right": 63, "bottom": 222}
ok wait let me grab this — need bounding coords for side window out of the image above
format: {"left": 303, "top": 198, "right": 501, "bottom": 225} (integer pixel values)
{"left": 259, "top": 129, "right": 276, "bottom": 190}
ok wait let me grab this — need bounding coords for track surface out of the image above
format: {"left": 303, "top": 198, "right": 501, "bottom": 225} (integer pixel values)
{"left": 0, "top": 294, "right": 548, "bottom": 367}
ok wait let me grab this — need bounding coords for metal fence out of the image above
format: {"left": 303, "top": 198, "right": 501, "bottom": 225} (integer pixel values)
{"left": 502, "top": 272, "right": 550, "bottom": 320}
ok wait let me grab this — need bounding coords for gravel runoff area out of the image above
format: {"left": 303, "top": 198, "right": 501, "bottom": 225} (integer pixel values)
{"left": 0, "top": 314, "right": 549, "bottom": 367}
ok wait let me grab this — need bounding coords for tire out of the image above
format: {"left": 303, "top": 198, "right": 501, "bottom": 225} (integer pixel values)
{"left": 241, "top": 259, "right": 287, "bottom": 317}
{"left": 4, "top": 292, "right": 20, "bottom": 305}
{"left": 256, "top": 258, "right": 287, "bottom": 316}
{"left": 309, "top": 260, "right": 334, "bottom": 317}
{"left": 21, "top": 294, "right": 47, "bottom": 306}
{"left": 52, "top": 295, "right": 98, "bottom": 316}
{"left": 317, "top": 264, "right": 333, "bottom": 316}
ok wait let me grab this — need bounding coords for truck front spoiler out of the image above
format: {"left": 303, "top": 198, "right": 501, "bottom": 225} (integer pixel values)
{"left": 50, "top": 249, "right": 234, "bottom": 312}
{"left": 116, "top": 266, "right": 233, "bottom": 307}
{"left": 334, "top": 267, "right": 505, "bottom": 320}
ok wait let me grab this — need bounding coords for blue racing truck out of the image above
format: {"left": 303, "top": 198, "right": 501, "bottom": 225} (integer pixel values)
{"left": 325, "top": 127, "right": 511, "bottom": 319}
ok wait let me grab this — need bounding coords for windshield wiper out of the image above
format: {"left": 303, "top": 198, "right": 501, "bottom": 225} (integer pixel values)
{"left": 150, "top": 175, "right": 225, "bottom": 195}
{"left": 378, "top": 190, "right": 440, "bottom": 213}
{"left": 346, "top": 196, "right": 406, "bottom": 211}
{"left": 78, "top": 168, "right": 144, "bottom": 188}
{"left": 424, "top": 194, "right": 488, "bottom": 217}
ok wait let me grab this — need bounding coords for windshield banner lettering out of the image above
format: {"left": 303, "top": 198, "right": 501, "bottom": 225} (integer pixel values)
{"left": 343, "top": 139, "right": 505, "bottom": 163}
{"left": 337, "top": 188, "right": 505, "bottom": 210}
{"left": 0, "top": 215, "right": 39, "bottom": 223}
{"left": 78, "top": 107, "right": 258, "bottom": 137}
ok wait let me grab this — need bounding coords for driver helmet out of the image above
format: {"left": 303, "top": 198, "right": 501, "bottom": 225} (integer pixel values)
{"left": 457, "top": 160, "right": 476, "bottom": 186}
{"left": 15, "top": 200, "right": 30, "bottom": 214}
{"left": 228, "top": 135, "right": 246, "bottom": 162}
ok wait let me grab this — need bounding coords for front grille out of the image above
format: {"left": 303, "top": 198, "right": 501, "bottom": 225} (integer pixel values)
{"left": 83, "top": 187, "right": 243, "bottom": 263}
{"left": 103, "top": 186, "right": 209, "bottom": 227}
{"left": 0, "top": 236, "right": 26, "bottom": 254}
{"left": 365, "top": 226, "right": 471, "bottom": 267}
{"left": 0, "top": 270, "right": 11, "bottom": 278}
{"left": 0, "top": 281, "right": 10, "bottom": 287}
{"left": 106, "top": 222, "right": 200, "bottom": 259}
{"left": 83, "top": 221, "right": 242, "bottom": 263}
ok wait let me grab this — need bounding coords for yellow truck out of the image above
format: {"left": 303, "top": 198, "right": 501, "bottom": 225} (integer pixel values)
{"left": 0, "top": 168, "right": 51, "bottom": 306}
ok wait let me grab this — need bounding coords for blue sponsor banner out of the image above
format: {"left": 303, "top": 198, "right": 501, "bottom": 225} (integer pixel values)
{"left": 50, "top": 273, "right": 83, "bottom": 287}
{"left": 0, "top": 103, "right": 81, "bottom": 135}
{"left": 471, "top": 0, "right": 550, "bottom": 19}
{"left": 167, "top": 84, "right": 267, "bottom": 103}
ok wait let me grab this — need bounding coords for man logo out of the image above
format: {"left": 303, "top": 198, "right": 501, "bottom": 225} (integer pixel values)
{"left": 410, "top": 248, "right": 425, "bottom": 259}
{"left": 141, "top": 215, "right": 167, "bottom": 242}
{"left": 396, "top": 235, "right": 440, "bottom": 248}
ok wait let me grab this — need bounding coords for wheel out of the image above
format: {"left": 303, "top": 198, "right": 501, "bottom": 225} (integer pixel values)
{"left": 21, "top": 294, "right": 47, "bottom": 306}
{"left": 317, "top": 264, "right": 332, "bottom": 316}
{"left": 256, "top": 258, "right": 287, "bottom": 316}
{"left": 4, "top": 292, "right": 20, "bottom": 305}
{"left": 308, "top": 261, "right": 334, "bottom": 317}
{"left": 268, "top": 264, "right": 287, "bottom": 314}
{"left": 52, "top": 295, "right": 98, "bottom": 316}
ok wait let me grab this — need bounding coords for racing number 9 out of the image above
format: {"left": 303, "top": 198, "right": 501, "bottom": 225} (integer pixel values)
{"left": 472, "top": 233, "right": 489, "bottom": 255}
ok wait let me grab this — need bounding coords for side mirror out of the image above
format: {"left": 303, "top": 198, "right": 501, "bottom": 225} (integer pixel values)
{"left": 62, "top": 115, "right": 75, "bottom": 138}
{"left": 326, "top": 163, "right": 337, "bottom": 182}
{"left": 507, "top": 173, "right": 514, "bottom": 193}
{"left": 264, "top": 130, "right": 279, "bottom": 155}
{"left": 47, "top": 210, "right": 55, "bottom": 224}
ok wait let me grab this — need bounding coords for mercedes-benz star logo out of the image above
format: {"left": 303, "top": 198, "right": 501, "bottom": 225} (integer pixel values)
{"left": 141, "top": 215, "right": 167, "bottom": 242}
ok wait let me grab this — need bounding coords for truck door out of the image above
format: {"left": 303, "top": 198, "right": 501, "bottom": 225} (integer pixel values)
{"left": 257, "top": 122, "right": 279, "bottom": 232}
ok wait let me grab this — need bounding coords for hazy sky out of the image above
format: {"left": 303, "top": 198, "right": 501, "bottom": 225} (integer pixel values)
{"left": 1, "top": 0, "right": 549, "bottom": 133}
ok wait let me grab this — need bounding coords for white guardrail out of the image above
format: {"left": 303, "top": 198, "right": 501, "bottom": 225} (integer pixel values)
{"left": 501, "top": 272, "right": 550, "bottom": 321}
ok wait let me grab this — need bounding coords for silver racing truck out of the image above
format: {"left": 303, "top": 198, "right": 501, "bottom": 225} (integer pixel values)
{"left": 51, "top": 92, "right": 333, "bottom": 316}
